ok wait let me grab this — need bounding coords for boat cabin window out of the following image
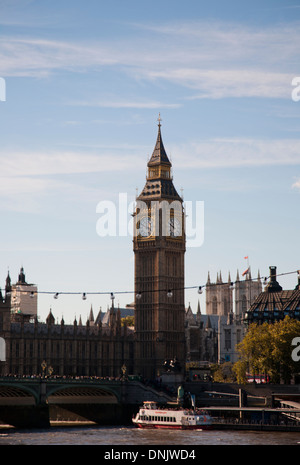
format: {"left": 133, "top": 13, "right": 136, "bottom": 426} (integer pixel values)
{"left": 139, "top": 414, "right": 176, "bottom": 422}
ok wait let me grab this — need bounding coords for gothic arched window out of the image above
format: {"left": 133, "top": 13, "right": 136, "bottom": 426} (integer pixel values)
{"left": 224, "top": 298, "right": 228, "bottom": 315}
{"left": 212, "top": 296, "right": 217, "bottom": 314}
{"left": 242, "top": 295, "right": 247, "bottom": 313}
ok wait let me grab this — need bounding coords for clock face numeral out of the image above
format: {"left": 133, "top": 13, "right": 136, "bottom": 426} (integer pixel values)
{"left": 139, "top": 216, "right": 153, "bottom": 237}
{"left": 169, "top": 217, "right": 181, "bottom": 237}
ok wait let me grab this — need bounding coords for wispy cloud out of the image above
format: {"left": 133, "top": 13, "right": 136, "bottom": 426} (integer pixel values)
{"left": 149, "top": 69, "right": 293, "bottom": 99}
{"left": 0, "top": 37, "right": 118, "bottom": 77}
{"left": 68, "top": 99, "right": 181, "bottom": 109}
{"left": 2, "top": 138, "right": 300, "bottom": 183}
{"left": 0, "top": 176, "right": 66, "bottom": 212}
{"left": 171, "top": 138, "right": 300, "bottom": 169}
{"left": 292, "top": 179, "right": 300, "bottom": 191}
{"left": 2, "top": 136, "right": 300, "bottom": 183}
{"left": 1, "top": 136, "right": 300, "bottom": 213}
{"left": 1, "top": 19, "right": 299, "bottom": 99}
{"left": 0, "top": 150, "right": 143, "bottom": 177}
{"left": 0, "top": 149, "right": 144, "bottom": 212}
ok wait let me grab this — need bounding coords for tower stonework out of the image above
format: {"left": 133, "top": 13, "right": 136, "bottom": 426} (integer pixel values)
{"left": 133, "top": 118, "right": 186, "bottom": 379}
{"left": 205, "top": 272, "right": 233, "bottom": 316}
{"left": 235, "top": 269, "right": 262, "bottom": 319}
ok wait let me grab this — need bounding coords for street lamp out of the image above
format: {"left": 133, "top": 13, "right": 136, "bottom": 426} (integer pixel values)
{"left": 41, "top": 360, "right": 47, "bottom": 378}
{"left": 121, "top": 364, "right": 127, "bottom": 380}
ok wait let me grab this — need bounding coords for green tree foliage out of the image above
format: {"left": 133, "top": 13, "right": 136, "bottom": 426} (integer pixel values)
{"left": 233, "top": 317, "right": 300, "bottom": 384}
{"left": 121, "top": 315, "right": 135, "bottom": 327}
{"left": 211, "top": 362, "right": 236, "bottom": 383}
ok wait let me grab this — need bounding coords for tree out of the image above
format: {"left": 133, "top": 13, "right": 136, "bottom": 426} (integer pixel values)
{"left": 233, "top": 316, "right": 300, "bottom": 384}
{"left": 211, "top": 362, "right": 236, "bottom": 383}
{"left": 121, "top": 315, "right": 135, "bottom": 327}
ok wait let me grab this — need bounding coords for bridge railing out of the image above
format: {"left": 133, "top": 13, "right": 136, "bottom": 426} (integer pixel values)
{"left": 0, "top": 375, "right": 123, "bottom": 383}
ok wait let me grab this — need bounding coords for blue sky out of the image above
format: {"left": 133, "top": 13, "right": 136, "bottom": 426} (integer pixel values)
{"left": 1, "top": 0, "right": 300, "bottom": 322}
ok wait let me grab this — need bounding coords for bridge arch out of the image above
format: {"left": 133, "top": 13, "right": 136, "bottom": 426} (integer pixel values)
{"left": 0, "top": 383, "right": 38, "bottom": 405}
{"left": 46, "top": 384, "right": 120, "bottom": 404}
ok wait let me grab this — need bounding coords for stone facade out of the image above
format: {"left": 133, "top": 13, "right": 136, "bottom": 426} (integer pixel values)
{"left": 186, "top": 269, "right": 262, "bottom": 365}
{"left": 0, "top": 274, "right": 134, "bottom": 378}
{"left": 10, "top": 267, "right": 38, "bottom": 320}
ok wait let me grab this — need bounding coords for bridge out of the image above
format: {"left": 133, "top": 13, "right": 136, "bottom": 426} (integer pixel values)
{"left": 0, "top": 377, "right": 174, "bottom": 428}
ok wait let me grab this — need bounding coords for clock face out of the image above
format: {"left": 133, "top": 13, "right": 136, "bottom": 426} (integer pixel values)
{"left": 139, "top": 216, "right": 153, "bottom": 237}
{"left": 169, "top": 217, "right": 181, "bottom": 237}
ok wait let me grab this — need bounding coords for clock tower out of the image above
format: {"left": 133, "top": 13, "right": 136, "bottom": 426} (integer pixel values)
{"left": 133, "top": 116, "right": 186, "bottom": 379}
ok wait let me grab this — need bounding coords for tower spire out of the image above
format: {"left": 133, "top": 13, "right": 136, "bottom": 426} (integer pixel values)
{"left": 137, "top": 115, "right": 180, "bottom": 201}
{"left": 147, "top": 114, "right": 171, "bottom": 168}
{"left": 206, "top": 271, "right": 211, "bottom": 285}
{"left": 5, "top": 271, "right": 11, "bottom": 295}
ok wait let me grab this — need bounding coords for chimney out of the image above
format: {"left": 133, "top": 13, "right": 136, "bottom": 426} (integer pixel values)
{"left": 295, "top": 270, "right": 300, "bottom": 290}
{"left": 266, "top": 266, "right": 282, "bottom": 293}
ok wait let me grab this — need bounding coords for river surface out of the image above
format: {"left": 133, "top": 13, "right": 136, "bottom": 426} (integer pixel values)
{"left": 0, "top": 425, "right": 299, "bottom": 445}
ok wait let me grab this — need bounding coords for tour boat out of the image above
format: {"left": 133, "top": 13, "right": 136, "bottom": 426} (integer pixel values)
{"left": 132, "top": 401, "right": 213, "bottom": 430}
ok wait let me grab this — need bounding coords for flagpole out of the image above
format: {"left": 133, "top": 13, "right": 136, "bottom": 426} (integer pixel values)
{"left": 242, "top": 256, "right": 250, "bottom": 277}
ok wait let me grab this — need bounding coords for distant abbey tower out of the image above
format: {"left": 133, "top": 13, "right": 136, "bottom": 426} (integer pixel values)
{"left": 234, "top": 269, "right": 262, "bottom": 318}
{"left": 205, "top": 271, "right": 233, "bottom": 316}
{"left": 206, "top": 269, "right": 262, "bottom": 318}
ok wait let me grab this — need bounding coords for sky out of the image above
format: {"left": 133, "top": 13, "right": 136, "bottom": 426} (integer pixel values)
{"left": 1, "top": 0, "right": 300, "bottom": 323}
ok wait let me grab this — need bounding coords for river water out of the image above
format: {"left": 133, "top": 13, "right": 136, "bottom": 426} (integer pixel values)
{"left": 0, "top": 424, "right": 299, "bottom": 445}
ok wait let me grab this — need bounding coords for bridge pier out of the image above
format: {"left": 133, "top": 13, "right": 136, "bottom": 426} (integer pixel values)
{"left": 0, "top": 404, "right": 50, "bottom": 429}
{"left": 39, "top": 379, "right": 47, "bottom": 404}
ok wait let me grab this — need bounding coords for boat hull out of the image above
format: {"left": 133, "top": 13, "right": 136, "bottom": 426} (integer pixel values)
{"left": 134, "top": 423, "right": 212, "bottom": 430}
{"left": 134, "top": 422, "right": 213, "bottom": 431}
{"left": 136, "top": 425, "right": 212, "bottom": 431}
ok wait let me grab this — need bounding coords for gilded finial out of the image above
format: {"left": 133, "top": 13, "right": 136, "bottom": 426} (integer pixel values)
{"left": 157, "top": 113, "right": 162, "bottom": 127}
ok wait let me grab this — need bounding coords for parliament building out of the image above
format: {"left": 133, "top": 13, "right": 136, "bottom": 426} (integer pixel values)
{"left": 0, "top": 120, "right": 269, "bottom": 379}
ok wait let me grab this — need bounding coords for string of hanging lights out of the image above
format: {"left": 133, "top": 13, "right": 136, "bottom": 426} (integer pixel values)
{"left": 8, "top": 269, "right": 300, "bottom": 301}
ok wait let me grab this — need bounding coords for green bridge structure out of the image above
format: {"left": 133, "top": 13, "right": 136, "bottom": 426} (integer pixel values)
{"left": 0, "top": 377, "right": 174, "bottom": 428}
{"left": 2, "top": 377, "right": 300, "bottom": 430}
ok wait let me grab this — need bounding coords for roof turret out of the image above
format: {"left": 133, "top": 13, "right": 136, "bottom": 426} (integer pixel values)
{"left": 147, "top": 114, "right": 171, "bottom": 167}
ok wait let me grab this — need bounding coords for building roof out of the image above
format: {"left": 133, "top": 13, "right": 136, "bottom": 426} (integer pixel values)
{"left": 245, "top": 266, "right": 300, "bottom": 324}
{"left": 138, "top": 178, "right": 181, "bottom": 200}
{"left": 100, "top": 306, "right": 134, "bottom": 326}
{"left": 184, "top": 305, "right": 228, "bottom": 330}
